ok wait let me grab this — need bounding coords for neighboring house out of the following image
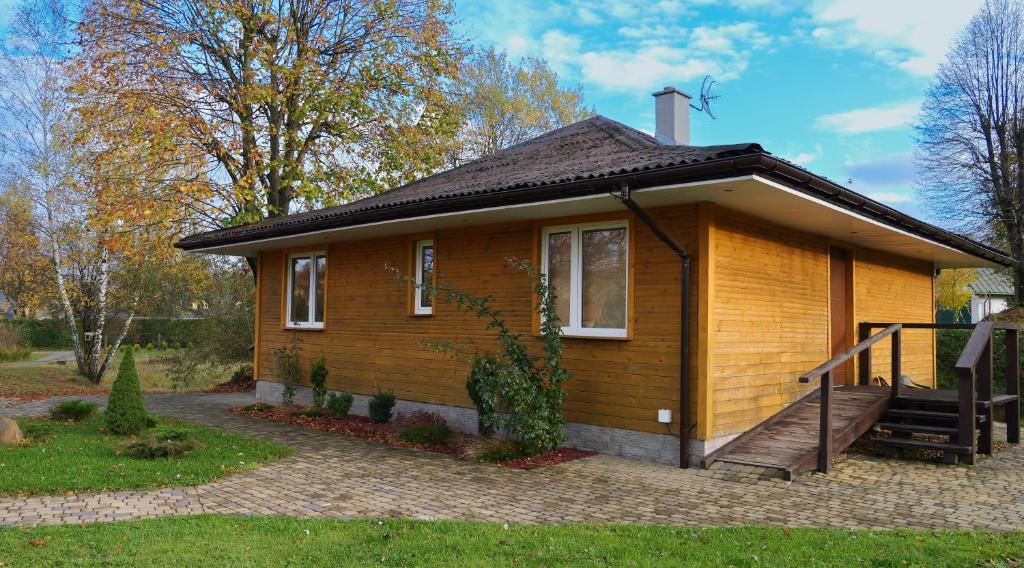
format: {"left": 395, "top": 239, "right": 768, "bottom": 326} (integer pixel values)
{"left": 968, "top": 268, "right": 1013, "bottom": 323}
{"left": 178, "top": 87, "right": 1014, "bottom": 469}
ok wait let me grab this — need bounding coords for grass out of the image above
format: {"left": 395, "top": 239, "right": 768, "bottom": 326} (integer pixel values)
{"left": 0, "top": 349, "right": 233, "bottom": 397}
{"left": 0, "top": 516, "right": 1021, "bottom": 567}
{"left": 0, "top": 415, "right": 292, "bottom": 495}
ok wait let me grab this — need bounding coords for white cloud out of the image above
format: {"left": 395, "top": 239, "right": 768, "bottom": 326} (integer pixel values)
{"left": 563, "top": 22, "right": 770, "bottom": 91}
{"left": 576, "top": 6, "right": 602, "bottom": 25}
{"left": 866, "top": 191, "right": 913, "bottom": 203}
{"left": 814, "top": 101, "right": 921, "bottom": 134}
{"left": 788, "top": 144, "right": 823, "bottom": 166}
{"left": 805, "top": 0, "right": 983, "bottom": 75}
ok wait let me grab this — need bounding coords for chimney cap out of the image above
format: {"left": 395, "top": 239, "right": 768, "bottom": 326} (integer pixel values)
{"left": 652, "top": 85, "right": 692, "bottom": 99}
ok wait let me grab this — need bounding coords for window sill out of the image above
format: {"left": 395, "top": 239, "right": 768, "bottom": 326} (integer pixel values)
{"left": 409, "top": 312, "right": 433, "bottom": 317}
{"left": 554, "top": 333, "right": 631, "bottom": 341}
{"left": 284, "top": 324, "right": 325, "bottom": 331}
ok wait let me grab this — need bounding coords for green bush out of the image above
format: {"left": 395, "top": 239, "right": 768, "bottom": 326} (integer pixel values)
{"left": 410, "top": 258, "right": 570, "bottom": 455}
{"left": 232, "top": 364, "right": 254, "bottom": 382}
{"left": 368, "top": 390, "right": 396, "bottom": 423}
{"left": 50, "top": 400, "right": 98, "bottom": 422}
{"left": 273, "top": 342, "right": 303, "bottom": 405}
{"left": 120, "top": 437, "right": 200, "bottom": 459}
{"left": 105, "top": 349, "right": 148, "bottom": 435}
{"left": 243, "top": 402, "right": 275, "bottom": 412}
{"left": 326, "top": 392, "right": 353, "bottom": 418}
{"left": 310, "top": 357, "right": 328, "bottom": 410}
{"left": 300, "top": 408, "right": 324, "bottom": 418}
{"left": 0, "top": 319, "right": 70, "bottom": 348}
{"left": 150, "top": 426, "right": 191, "bottom": 442}
{"left": 936, "top": 328, "right": 1022, "bottom": 393}
{"left": 400, "top": 424, "right": 455, "bottom": 445}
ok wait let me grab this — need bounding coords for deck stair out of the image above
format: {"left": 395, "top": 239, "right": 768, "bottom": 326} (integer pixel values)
{"left": 702, "top": 321, "right": 1022, "bottom": 478}
{"left": 873, "top": 394, "right": 981, "bottom": 463}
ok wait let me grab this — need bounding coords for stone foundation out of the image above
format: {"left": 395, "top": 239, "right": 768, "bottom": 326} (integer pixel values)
{"left": 255, "top": 380, "right": 734, "bottom": 467}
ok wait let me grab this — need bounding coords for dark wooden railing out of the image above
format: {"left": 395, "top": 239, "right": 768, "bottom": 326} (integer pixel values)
{"left": 953, "top": 321, "right": 1020, "bottom": 462}
{"left": 799, "top": 323, "right": 902, "bottom": 473}
{"left": 861, "top": 321, "right": 1020, "bottom": 465}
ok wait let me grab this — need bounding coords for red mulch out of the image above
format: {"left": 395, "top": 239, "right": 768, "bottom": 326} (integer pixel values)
{"left": 499, "top": 447, "right": 597, "bottom": 470}
{"left": 230, "top": 405, "right": 595, "bottom": 469}
{"left": 206, "top": 376, "right": 256, "bottom": 393}
{"left": 230, "top": 406, "right": 467, "bottom": 456}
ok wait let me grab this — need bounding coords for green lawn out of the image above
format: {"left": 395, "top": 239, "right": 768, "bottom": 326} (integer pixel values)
{"left": 1, "top": 415, "right": 292, "bottom": 495}
{"left": 0, "top": 516, "right": 1020, "bottom": 567}
{"left": 0, "top": 349, "right": 233, "bottom": 397}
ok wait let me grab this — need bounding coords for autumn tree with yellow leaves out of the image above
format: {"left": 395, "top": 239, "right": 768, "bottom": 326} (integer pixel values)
{"left": 0, "top": 0, "right": 202, "bottom": 382}
{"left": 77, "top": 0, "right": 465, "bottom": 232}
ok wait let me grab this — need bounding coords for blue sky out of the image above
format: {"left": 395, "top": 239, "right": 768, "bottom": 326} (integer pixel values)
{"left": 455, "top": 0, "right": 984, "bottom": 221}
{"left": 0, "top": 0, "right": 981, "bottom": 222}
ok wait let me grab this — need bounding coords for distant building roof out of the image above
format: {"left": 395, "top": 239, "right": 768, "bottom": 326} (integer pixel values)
{"left": 968, "top": 268, "right": 1014, "bottom": 296}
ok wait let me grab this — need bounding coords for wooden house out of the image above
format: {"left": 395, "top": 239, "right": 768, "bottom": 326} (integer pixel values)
{"left": 179, "top": 87, "right": 1018, "bottom": 475}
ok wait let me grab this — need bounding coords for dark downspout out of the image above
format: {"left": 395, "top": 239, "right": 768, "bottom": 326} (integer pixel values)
{"left": 612, "top": 185, "right": 692, "bottom": 468}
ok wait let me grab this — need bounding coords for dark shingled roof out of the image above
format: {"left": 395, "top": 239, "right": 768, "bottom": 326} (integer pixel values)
{"left": 175, "top": 114, "right": 1015, "bottom": 267}
{"left": 176, "top": 115, "right": 763, "bottom": 249}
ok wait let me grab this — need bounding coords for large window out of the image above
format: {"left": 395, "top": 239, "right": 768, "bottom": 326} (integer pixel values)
{"left": 414, "top": 240, "right": 434, "bottom": 315}
{"left": 286, "top": 251, "right": 326, "bottom": 328}
{"left": 541, "top": 221, "right": 628, "bottom": 338}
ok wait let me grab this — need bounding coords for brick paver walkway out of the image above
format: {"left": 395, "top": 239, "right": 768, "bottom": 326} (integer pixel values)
{"left": 2, "top": 393, "right": 1024, "bottom": 529}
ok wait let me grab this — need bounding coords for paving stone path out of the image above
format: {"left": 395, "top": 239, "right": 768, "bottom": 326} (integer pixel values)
{"left": 2, "top": 393, "right": 1024, "bottom": 529}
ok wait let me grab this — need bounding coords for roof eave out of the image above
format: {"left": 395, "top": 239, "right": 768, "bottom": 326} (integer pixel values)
{"left": 176, "top": 153, "right": 1014, "bottom": 268}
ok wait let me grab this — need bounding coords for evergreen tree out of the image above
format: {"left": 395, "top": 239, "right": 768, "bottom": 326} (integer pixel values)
{"left": 105, "top": 349, "right": 148, "bottom": 435}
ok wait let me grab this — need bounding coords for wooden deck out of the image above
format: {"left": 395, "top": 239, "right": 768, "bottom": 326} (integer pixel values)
{"left": 703, "top": 386, "right": 890, "bottom": 479}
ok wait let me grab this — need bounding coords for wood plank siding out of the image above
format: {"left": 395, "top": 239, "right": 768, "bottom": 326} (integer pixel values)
{"left": 256, "top": 205, "right": 701, "bottom": 437}
{"left": 707, "top": 205, "right": 936, "bottom": 438}
{"left": 255, "top": 201, "right": 938, "bottom": 442}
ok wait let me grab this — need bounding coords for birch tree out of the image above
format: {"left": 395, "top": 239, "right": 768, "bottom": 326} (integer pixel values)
{"left": 0, "top": 0, "right": 194, "bottom": 383}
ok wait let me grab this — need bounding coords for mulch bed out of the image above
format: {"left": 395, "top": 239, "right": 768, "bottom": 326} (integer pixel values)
{"left": 206, "top": 376, "right": 256, "bottom": 393}
{"left": 500, "top": 447, "right": 596, "bottom": 470}
{"left": 230, "top": 404, "right": 594, "bottom": 469}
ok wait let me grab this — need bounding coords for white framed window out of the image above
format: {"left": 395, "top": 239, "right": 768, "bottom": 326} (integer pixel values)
{"left": 286, "top": 251, "right": 326, "bottom": 329}
{"left": 414, "top": 240, "right": 434, "bottom": 315}
{"left": 541, "top": 220, "right": 629, "bottom": 338}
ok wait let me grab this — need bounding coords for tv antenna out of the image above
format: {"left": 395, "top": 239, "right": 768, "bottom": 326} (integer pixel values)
{"left": 689, "top": 75, "right": 719, "bottom": 119}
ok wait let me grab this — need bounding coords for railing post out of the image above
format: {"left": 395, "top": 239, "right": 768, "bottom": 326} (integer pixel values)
{"left": 858, "top": 323, "right": 872, "bottom": 385}
{"left": 978, "top": 335, "right": 994, "bottom": 455}
{"left": 890, "top": 328, "right": 901, "bottom": 401}
{"left": 818, "top": 371, "right": 833, "bottom": 473}
{"left": 1007, "top": 328, "right": 1020, "bottom": 444}
{"left": 958, "top": 366, "right": 977, "bottom": 464}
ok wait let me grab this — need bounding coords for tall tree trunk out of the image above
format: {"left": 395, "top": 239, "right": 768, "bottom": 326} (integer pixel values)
{"left": 1011, "top": 232, "right": 1024, "bottom": 307}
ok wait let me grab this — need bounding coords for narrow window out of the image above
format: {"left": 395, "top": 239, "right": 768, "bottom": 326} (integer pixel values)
{"left": 541, "top": 221, "right": 628, "bottom": 337}
{"left": 414, "top": 240, "right": 434, "bottom": 315}
{"left": 286, "top": 251, "right": 326, "bottom": 328}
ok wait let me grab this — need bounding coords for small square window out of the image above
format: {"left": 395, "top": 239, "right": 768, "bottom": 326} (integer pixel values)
{"left": 414, "top": 240, "right": 434, "bottom": 315}
{"left": 286, "top": 251, "right": 326, "bottom": 328}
